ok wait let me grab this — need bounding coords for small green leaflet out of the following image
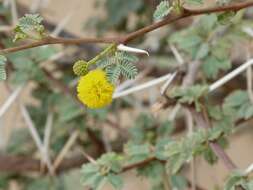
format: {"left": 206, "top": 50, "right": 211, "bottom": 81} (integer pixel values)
{"left": 224, "top": 171, "right": 251, "bottom": 190}
{"left": 202, "top": 56, "right": 231, "bottom": 79}
{"left": 107, "top": 174, "right": 123, "bottom": 190}
{"left": 170, "top": 175, "right": 188, "bottom": 190}
{"left": 119, "top": 61, "right": 138, "bottom": 79}
{"left": 124, "top": 143, "right": 151, "bottom": 163}
{"left": 106, "top": 0, "right": 142, "bottom": 26}
{"left": 106, "top": 64, "right": 121, "bottom": 83}
{"left": 169, "top": 32, "right": 203, "bottom": 57}
{"left": 137, "top": 161, "right": 164, "bottom": 179}
{"left": 156, "top": 124, "right": 230, "bottom": 174}
{"left": 195, "top": 43, "right": 209, "bottom": 60}
{"left": 14, "top": 14, "right": 46, "bottom": 42}
{"left": 168, "top": 85, "right": 209, "bottom": 111}
{"left": 216, "top": 0, "right": 232, "bottom": 6}
{"left": 218, "top": 11, "right": 236, "bottom": 25}
{"left": 0, "top": 55, "right": 7, "bottom": 81}
{"left": 153, "top": 1, "right": 172, "bottom": 21}
{"left": 223, "top": 90, "right": 253, "bottom": 120}
{"left": 80, "top": 153, "right": 123, "bottom": 190}
{"left": 98, "top": 52, "right": 138, "bottom": 83}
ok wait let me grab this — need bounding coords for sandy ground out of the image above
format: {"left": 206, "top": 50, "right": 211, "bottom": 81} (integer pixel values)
{"left": 1, "top": 0, "right": 253, "bottom": 189}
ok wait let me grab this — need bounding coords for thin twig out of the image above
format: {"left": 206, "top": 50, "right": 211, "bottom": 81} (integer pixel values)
{"left": 0, "top": 36, "right": 120, "bottom": 54}
{"left": 185, "top": 109, "right": 197, "bottom": 190}
{"left": 191, "top": 109, "right": 237, "bottom": 171}
{"left": 0, "top": 153, "right": 205, "bottom": 189}
{"left": 162, "top": 170, "right": 171, "bottom": 190}
{"left": 1, "top": 1, "right": 253, "bottom": 54}
{"left": 168, "top": 60, "right": 202, "bottom": 121}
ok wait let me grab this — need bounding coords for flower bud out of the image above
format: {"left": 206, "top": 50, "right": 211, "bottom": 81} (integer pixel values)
{"left": 73, "top": 60, "right": 89, "bottom": 76}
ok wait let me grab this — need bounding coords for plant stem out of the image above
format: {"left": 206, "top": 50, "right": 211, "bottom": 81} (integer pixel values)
{"left": 191, "top": 108, "right": 237, "bottom": 171}
{"left": 1, "top": 1, "right": 253, "bottom": 54}
{"left": 88, "top": 43, "right": 116, "bottom": 65}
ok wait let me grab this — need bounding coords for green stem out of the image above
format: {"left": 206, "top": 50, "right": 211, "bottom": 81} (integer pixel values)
{"left": 88, "top": 43, "right": 117, "bottom": 66}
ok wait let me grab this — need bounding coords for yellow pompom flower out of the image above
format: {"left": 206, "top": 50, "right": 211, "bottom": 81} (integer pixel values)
{"left": 77, "top": 69, "right": 115, "bottom": 109}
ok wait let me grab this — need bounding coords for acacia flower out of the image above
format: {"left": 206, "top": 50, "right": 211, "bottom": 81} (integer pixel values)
{"left": 77, "top": 69, "right": 115, "bottom": 109}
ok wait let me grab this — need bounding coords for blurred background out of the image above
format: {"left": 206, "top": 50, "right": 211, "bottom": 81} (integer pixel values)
{"left": 1, "top": 0, "right": 253, "bottom": 190}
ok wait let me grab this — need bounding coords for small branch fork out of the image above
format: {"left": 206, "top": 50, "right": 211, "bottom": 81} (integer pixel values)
{"left": 1, "top": 1, "right": 253, "bottom": 54}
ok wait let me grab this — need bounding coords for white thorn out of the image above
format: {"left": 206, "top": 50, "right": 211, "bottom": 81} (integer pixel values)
{"left": 0, "top": 85, "right": 24, "bottom": 118}
{"left": 160, "top": 72, "right": 177, "bottom": 95}
{"left": 245, "top": 162, "right": 253, "bottom": 175}
{"left": 209, "top": 59, "right": 253, "bottom": 92}
{"left": 115, "top": 68, "right": 151, "bottom": 93}
{"left": 117, "top": 44, "right": 149, "bottom": 56}
{"left": 247, "top": 66, "right": 253, "bottom": 104}
{"left": 113, "top": 72, "right": 176, "bottom": 99}
{"left": 20, "top": 104, "right": 54, "bottom": 175}
{"left": 242, "top": 27, "right": 253, "bottom": 37}
{"left": 20, "top": 104, "right": 44, "bottom": 155}
{"left": 43, "top": 112, "right": 54, "bottom": 175}
{"left": 170, "top": 44, "right": 184, "bottom": 65}
{"left": 43, "top": 113, "right": 53, "bottom": 153}
{"left": 52, "top": 131, "right": 79, "bottom": 171}
{"left": 168, "top": 104, "right": 181, "bottom": 121}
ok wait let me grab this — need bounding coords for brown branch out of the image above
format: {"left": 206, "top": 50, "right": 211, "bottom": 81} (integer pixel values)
{"left": 0, "top": 154, "right": 205, "bottom": 190}
{"left": 191, "top": 109, "right": 237, "bottom": 171}
{"left": 122, "top": 157, "right": 158, "bottom": 172}
{"left": 0, "top": 154, "right": 87, "bottom": 174}
{"left": 1, "top": 1, "right": 253, "bottom": 54}
{"left": 192, "top": 110, "right": 246, "bottom": 190}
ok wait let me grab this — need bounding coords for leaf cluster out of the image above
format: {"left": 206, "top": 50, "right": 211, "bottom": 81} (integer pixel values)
{"left": 97, "top": 52, "right": 138, "bottom": 83}
{"left": 14, "top": 14, "right": 46, "bottom": 42}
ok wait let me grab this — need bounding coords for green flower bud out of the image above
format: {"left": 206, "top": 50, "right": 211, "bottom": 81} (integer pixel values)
{"left": 73, "top": 60, "right": 89, "bottom": 76}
